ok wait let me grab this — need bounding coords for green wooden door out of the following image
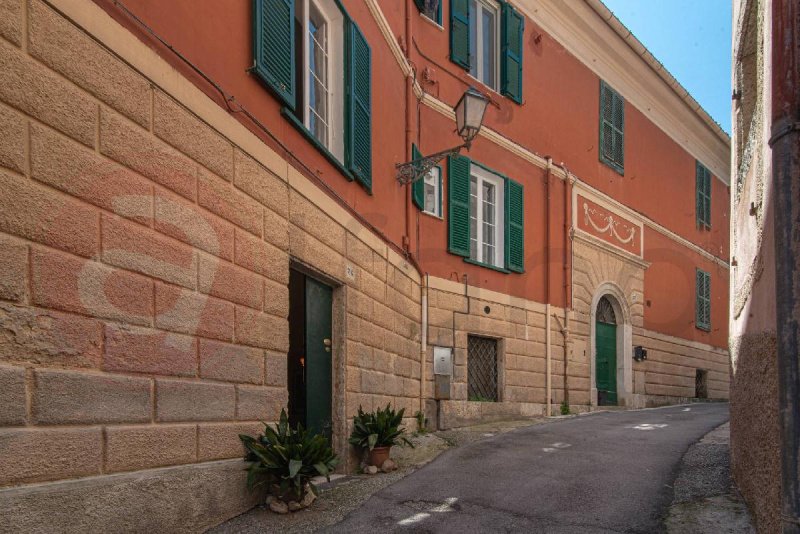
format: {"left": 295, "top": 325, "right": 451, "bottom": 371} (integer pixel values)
{"left": 304, "top": 277, "right": 333, "bottom": 438}
{"left": 596, "top": 321, "right": 618, "bottom": 405}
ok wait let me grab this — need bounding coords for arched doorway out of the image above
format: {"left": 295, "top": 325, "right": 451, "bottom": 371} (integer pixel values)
{"left": 595, "top": 296, "right": 618, "bottom": 405}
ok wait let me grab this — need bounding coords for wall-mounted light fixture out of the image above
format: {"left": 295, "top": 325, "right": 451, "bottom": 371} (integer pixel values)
{"left": 396, "top": 87, "right": 489, "bottom": 185}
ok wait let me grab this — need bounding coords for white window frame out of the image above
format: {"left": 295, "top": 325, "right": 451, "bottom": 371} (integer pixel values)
{"left": 469, "top": 165, "right": 505, "bottom": 268}
{"left": 297, "top": 0, "right": 344, "bottom": 160}
{"left": 423, "top": 166, "right": 442, "bottom": 218}
{"left": 468, "top": 0, "right": 501, "bottom": 91}
{"left": 303, "top": 1, "right": 330, "bottom": 147}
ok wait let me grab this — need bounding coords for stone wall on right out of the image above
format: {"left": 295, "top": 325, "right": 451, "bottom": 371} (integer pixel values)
{"left": 729, "top": 1, "right": 781, "bottom": 532}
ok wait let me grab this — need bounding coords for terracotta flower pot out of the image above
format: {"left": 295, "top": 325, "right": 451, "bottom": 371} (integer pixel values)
{"left": 368, "top": 446, "right": 391, "bottom": 467}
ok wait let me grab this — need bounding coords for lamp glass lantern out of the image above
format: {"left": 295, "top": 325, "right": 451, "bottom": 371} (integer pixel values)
{"left": 455, "top": 87, "right": 490, "bottom": 145}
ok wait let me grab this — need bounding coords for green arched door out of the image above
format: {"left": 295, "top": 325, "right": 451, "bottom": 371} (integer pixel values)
{"left": 595, "top": 296, "right": 618, "bottom": 406}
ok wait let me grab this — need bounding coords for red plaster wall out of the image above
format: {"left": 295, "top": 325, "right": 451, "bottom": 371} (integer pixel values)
{"left": 94, "top": 0, "right": 729, "bottom": 337}
{"left": 643, "top": 229, "right": 729, "bottom": 348}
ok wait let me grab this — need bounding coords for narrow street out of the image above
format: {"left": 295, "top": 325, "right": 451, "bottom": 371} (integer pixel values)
{"left": 326, "top": 403, "right": 730, "bottom": 534}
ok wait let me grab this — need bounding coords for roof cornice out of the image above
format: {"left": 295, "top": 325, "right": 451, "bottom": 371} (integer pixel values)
{"left": 517, "top": 0, "right": 731, "bottom": 185}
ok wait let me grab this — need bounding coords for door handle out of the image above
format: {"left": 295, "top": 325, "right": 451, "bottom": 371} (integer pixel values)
{"left": 323, "top": 338, "right": 331, "bottom": 352}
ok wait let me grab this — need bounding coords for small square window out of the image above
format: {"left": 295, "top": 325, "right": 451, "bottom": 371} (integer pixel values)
{"left": 421, "top": 1, "right": 442, "bottom": 25}
{"left": 422, "top": 166, "right": 441, "bottom": 217}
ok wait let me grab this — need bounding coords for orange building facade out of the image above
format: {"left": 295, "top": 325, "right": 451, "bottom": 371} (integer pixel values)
{"left": 0, "top": 0, "right": 730, "bottom": 529}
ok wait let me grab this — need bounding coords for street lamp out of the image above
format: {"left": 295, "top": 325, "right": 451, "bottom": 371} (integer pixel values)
{"left": 396, "top": 87, "right": 489, "bottom": 185}
{"left": 455, "top": 87, "right": 490, "bottom": 145}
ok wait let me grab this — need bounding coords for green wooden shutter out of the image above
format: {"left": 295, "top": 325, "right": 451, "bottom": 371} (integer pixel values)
{"left": 695, "top": 269, "right": 703, "bottom": 328}
{"left": 695, "top": 161, "right": 704, "bottom": 227}
{"left": 501, "top": 3, "right": 524, "bottom": 104}
{"left": 696, "top": 162, "right": 712, "bottom": 228}
{"left": 412, "top": 144, "right": 425, "bottom": 209}
{"left": 252, "top": 0, "right": 295, "bottom": 109}
{"left": 696, "top": 269, "right": 711, "bottom": 331}
{"left": 448, "top": 155, "right": 471, "bottom": 256}
{"left": 705, "top": 169, "right": 712, "bottom": 226}
{"left": 704, "top": 271, "right": 711, "bottom": 329}
{"left": 450, "top": 0, "right": 470, "bottom": 69}
{"left": 599, "top": 81, "right": 624, "bottom": 173}
{"left": 612, "top": 89, "right": 624, "bottom": 169}
{"left": 345, "top": 19, "right": 372, "bottom": 191}
{"left": 504, "top": 178, "right": 524, "bottom": 272}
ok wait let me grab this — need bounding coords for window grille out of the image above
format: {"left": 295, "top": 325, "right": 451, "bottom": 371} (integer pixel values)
{"left": 597, "top": 296, "right": 617, "bottom": 325}
{"left": 468, "top": 335, "right": 498, "bottom": 401}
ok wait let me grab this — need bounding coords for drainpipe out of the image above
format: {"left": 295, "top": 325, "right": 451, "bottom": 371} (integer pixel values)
{"left": 544, "top": 158, "right": 553, "bottom": 416}
{"left": 770, "top": 1, "right": 800, "bottom": 531}
{"left": 546, "top": 303, "right": 552, "bottom": 416}
{"left": 401, "top": 0, "right": 429, "bottom": 427}
{"left": 559, "top": 163, "right": 574, "bottom": 408}
{"left": 403, "top": 0, "right": 416, "bottom": 256}
{"left": 545, "top": 157, "right": 552, "bottom": 304}
{"left": 420, "top": 273, "right": 428, "bottom": 424}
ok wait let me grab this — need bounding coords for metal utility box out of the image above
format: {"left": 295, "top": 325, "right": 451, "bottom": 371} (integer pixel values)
{"left": 433, "top": 346, "right": 452, "bottom": 400}
{"left": 433, "top": 346, "right": 453, "bottom": 375}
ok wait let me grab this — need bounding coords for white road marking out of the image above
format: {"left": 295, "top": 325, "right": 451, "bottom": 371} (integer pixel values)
{"left": 629, "top": 423, "right": 669, "bottom": 431}
{"left": 397, "top": 498, "right": 458, "bottom": 525}
{"left": 683, "top": 408, "right": 691, "bottom": 411}
{"left": 399, "top": 513, "right": 430, "bottom": 525}
{"left": 543, "top": 442, "right": 572, "bottom": 452}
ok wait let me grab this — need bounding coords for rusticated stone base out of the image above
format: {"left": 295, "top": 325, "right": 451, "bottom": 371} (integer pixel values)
{"left": 0, "top": 459, "right": 264, "bottom": 533}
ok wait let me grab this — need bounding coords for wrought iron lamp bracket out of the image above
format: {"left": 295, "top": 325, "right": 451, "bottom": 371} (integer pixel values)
{"left": 396, "top": 141, "right": 470, "bottom": 185}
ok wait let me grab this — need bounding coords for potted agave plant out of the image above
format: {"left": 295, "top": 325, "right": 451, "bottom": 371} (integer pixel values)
{"left": 239, "top": 409, "right": 338, "bottom": 513}
{"left": 349, "top": 404, "right": 413, "bottom": 468}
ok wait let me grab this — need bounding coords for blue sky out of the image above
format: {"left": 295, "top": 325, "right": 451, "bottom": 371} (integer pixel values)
{"left": 601, "top": 0, "right": 732, "bottom": 134}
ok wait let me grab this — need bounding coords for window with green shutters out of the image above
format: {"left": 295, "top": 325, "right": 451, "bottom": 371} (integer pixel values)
{"left": 599, "top": 80, "right": 625, "bottom": 174}
{"left": 448, "top": 155, "right": 472, "bottom": 257}
{"left": 696, "top": 161, "right": 712, "bottom": 229}
{"left": 504, "top": 178, "right": 524, "bottom": 272}
{"left": 412, "top": 144, "right": 442, "bottom": 217}
{"left": 695, "top": 269, "right": 711, "bottom": 331}
{"left": 450, "top": 0, "right": 524, "bottom": 103}
{"left": 447, "top": 155, "right": 524, "bottom": 272}
{"left": 345, "top": 18, "right": 372, "bottom": 190}
{"left": 450, "top": 0, "right": 471, "bottom": 69}
{"left": 500, "top": 3, "right": 524, "bottom": 104}
{"left": 252, "top": 0, "right": 372, "bottom": 192}
{"left": 252, "top": 0, "right": 296, "bottom": 108}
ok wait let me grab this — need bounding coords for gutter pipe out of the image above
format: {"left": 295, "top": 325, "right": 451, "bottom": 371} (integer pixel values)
{"left": 770, "top": 1, "right": 800, "bottom": 531}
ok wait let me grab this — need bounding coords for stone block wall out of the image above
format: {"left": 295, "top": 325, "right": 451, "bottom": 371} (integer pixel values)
{"left": 730, "top": 1, "right": 781, "bottom": 531}
{"left": 571, "top": 237, "right": 729, "bottom": 408}
{"left": 0, "top": 0, "right": 734, "bottom": 529}
{"left": 425, "top": 279, "right": 572, "bottom": 426}
{"left": 0, "top": 0, "right": 422, "bottom": 529}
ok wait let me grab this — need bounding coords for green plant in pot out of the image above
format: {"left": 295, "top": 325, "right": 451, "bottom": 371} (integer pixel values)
{"left": 349, "top": 404, "right": 413, "bottom": 468}
{"left": 239, "top": 409, "right": 338, "bottom": 509}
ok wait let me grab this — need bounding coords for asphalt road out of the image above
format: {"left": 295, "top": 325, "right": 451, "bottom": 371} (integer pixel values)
{"left": 325, "top": 403, "right": 730, "bottom": 534}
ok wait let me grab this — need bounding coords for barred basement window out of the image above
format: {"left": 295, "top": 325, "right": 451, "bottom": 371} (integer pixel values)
{"left": 468, "top": 335, "right": 498, "bottom": 402}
